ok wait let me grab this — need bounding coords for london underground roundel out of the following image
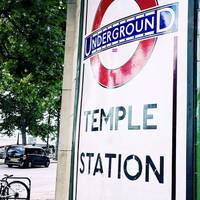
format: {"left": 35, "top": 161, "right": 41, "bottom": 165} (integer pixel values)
{"left": 89, "top": 0, "right": 158, "bottom": 88}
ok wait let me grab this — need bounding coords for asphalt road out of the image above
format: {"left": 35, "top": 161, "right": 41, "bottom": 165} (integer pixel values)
{"left": 0, "top": 161, "right": 57, "bottom": 200}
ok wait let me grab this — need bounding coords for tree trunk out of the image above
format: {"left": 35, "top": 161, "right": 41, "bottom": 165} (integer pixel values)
{"left": 46, "top": 109, "right": 51, "bottom": 155}
{"left": 55, "top": 108, "right": 60, "bottom": 160}
{"left": 21, "top": 131, "right": 26, "bottom": 145}
{"left": 17, "top": 132, "right": 20, "bottom": 145}
{"left": 20, "top": 118, "right": 27, "bottom": 145}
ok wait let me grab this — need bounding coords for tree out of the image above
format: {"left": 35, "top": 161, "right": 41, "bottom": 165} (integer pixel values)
{"left": 0, "top": 0, "right": 66, "bottom": 144}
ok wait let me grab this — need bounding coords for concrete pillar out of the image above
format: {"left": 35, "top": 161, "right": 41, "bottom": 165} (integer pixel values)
{"left": 55, "top": 0, "right": 80, "bottom": 200}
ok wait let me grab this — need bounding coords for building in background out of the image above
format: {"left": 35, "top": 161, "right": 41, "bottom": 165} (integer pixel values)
{"left": 0, "top": 134, "right": 49, "bottom": 146}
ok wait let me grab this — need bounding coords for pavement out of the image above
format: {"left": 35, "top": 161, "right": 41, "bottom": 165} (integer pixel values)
{"left": 0, "top": 161, "right": 57, "bottom": 200}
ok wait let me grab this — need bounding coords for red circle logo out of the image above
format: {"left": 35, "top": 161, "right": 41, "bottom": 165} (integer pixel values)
{"left": 90, "top": 0, "right": 158, "bottom": 88}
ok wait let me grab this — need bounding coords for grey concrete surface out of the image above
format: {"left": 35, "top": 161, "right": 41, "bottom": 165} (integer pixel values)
{"left": 0, "top": 162, "right": 57, "bottom": 200}
{"left": 55, "top": 1, "right": 80, "bottom": 200}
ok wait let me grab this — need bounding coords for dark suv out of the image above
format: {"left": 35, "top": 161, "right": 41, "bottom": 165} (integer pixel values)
{"left": 5, "top": 145, "right": 50, "bottom": 168}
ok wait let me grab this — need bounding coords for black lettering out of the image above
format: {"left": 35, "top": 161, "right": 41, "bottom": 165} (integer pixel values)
{"left": 124, "top": 155, "right": 142, "bottom": 180}
{"left": 118, "top": 154, "right": 122, "bottom": 179}
{"left": 128, "top": 106, "right": 140, "bottom": 130}
{"left": 92, "top": 109, "right": 99, "bottom": 131}
{"left": 100, "top": 108, "right": 114, "bottom": 131}
{"left": 86, "top": 153, "right": 94, "bottom": 174}
{"left": 80, "top": 152, "right": 85, "bottom": 173}
{"left": 105, "top": 153, "right": 116, "bottom": 178}
{"left": 143, "top": 104, "right": 157, "bottom": 129}
{"left": 115, "top": 106, "right": 126, "bottom": 130}
{"left": 84, "top": 111, "right": 91, "bottom": 132}
{"left": 93, "top": 153, "right": 103, "bottom": 175}
{"left": 145, "top": 155, "right": 164, "bottom": 183}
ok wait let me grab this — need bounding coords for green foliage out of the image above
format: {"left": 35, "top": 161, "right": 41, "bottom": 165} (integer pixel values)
{"left": 0, "top": 0, "right": 66, "bottom": 143}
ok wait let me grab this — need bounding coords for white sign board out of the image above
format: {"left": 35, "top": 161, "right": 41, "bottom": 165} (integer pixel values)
{"left": 73, "top": 0, "right": 189, "bottom": 199}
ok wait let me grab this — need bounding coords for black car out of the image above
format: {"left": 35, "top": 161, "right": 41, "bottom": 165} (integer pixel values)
{"left": 5, "top": 145, "right": 50, "bottom": 168}
{"left": 0, "top": 146, "right": 6, "bottom": 159}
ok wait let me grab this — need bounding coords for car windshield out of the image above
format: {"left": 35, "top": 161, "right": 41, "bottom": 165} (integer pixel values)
{"left": 7, "top": 146, "right": 24, "bottom": 157}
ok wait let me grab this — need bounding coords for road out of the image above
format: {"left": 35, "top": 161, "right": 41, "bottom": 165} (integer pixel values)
{"left": 0, "top": 161, "right": 57, "bottom": 200}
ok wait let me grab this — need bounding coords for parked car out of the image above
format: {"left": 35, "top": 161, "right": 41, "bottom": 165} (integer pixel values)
{"left": 0, "top": 146, "right": 6, "bottom": 159}
{"left": 4, "top": 145, "right": 50, "bottom": 168}
{"left": 33, "top": 144, "right": 55, "bottom": 158}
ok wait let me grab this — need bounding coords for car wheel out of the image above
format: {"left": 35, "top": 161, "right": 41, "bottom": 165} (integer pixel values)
{"left": 8, "top": 164, "right": 13, "bottom": 168}
{"left": 28, "top": 161, "right": 32, "bottom": 168}
{"left": 44, "top": 161, "right": 50, "bottom": 168}
{"left": 19, "top": 162, "right": 25, "bottom": 168}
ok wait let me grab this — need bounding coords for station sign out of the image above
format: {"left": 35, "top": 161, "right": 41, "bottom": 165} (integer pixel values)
{"left": 72, "top": 0, "right": 191, "bottom": 199}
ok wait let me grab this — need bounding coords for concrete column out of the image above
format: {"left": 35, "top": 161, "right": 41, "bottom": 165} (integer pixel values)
{"left": 55, "top": 0, "right": 80, "bottom": 200}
